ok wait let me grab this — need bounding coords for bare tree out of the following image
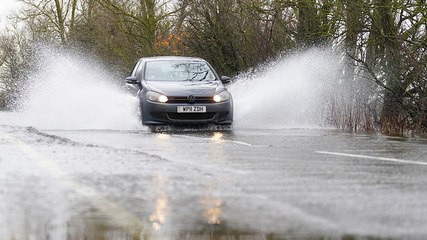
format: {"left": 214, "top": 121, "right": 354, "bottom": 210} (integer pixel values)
{"left": 94, "top": 0, "right": 177, "bottom": 55}
{"left": 17, "top": 0, "right": 79, "bottom": 44}
{"left": 0, "top": 27, "right": 32, "bottom": 109}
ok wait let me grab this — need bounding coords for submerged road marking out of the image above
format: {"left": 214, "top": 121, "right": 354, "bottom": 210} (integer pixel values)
{"left": 316, "top": 151, "right": 427, "bottom": 166}
{"left": 0, "top": 131, "right": 146, "bottom": 236}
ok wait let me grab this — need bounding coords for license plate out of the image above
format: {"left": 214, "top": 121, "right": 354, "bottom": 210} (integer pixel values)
{"left": 177, "top": 106, "right": 206, "bottom": 113}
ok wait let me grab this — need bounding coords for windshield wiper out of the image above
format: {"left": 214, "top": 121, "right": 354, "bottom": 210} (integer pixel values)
{"left": 198, "top": 71, "right": 209, "bottom": 81}
{"left": 188, "top": 70, "right": 208, "bottom": 81}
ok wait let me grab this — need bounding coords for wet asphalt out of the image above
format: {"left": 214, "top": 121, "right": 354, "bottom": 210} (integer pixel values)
{"left": 1, "top": 124, "right": 427, "bottom": 240}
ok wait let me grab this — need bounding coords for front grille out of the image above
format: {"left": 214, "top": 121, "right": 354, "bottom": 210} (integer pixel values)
{"left": 167, "top": 96, "right": 215, "bottom": 104}
{"left": 167, "top": 112, "right": 215, "bottom": 120}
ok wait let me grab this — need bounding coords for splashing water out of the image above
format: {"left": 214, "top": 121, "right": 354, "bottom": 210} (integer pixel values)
{"left": 4, "top": 47, "right": 341, "bottom": 131}
{"left": 15, "top": 48, "right": 140, "bottom": 130}
{"left": 229, "top": 48, "right": 342, "bottom": 129}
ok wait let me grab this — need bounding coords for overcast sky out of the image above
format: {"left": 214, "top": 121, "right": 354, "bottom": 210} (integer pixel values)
{"left": 0, "top": 0, "right": 20, "bottom": 27}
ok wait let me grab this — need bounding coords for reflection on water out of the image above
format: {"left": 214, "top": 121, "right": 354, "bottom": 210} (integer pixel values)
{"left": 149, "top": 174, "right": 169, "bottom": 231}
{"left": 155, "top": 133, "right": 171, "bottom": 140}
{"left": 0, "top": 176, "right": 275, "bottom": 240}
{"left": 201, "top": 196, "right": 223, "bottom": 225}
{"left": 210, "top": 132, "right": 224, "bottom": 144}
{"left": 0, "top": 193, "right": 273, "bottom": 240}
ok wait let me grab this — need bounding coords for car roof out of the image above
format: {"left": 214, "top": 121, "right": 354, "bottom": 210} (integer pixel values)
{"left": 138, "top": 56, "right": 206, "bottom": 62}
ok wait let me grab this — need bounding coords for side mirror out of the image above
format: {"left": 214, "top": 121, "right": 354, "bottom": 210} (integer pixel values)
{"left": 125, "top": 76, "right": 139, "bottom": 84}
{"left": 221, "top": 76, "right": 231, "bottom": 84}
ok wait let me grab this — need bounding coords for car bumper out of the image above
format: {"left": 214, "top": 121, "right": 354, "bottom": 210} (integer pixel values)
{"left": 140, "top": 100, "right": 233, "bottom": 125}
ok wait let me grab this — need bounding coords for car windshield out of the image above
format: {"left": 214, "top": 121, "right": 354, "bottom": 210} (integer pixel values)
{"left": 144, "top": 60, "right": 217, "bottom": 81}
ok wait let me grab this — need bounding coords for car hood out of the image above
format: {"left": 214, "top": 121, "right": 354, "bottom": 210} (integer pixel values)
{"left": 144, "top": 80, "right": 225, "bottom": 96}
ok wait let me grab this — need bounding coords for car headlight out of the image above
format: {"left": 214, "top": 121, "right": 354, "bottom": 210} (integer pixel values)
{"left": 146, "top": 91, "right": 168, "bottom": 103}
{"left": 213, "top": 91, "right": 231, "bottom": 103}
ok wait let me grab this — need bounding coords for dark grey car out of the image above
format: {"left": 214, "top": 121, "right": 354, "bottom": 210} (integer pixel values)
{"left": 125, "top": 56, "right": 233, "bottom": 126}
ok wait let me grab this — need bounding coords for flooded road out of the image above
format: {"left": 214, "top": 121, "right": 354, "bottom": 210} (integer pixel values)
{"left": 1, "top": 122, "right": 427, "bottom": 239}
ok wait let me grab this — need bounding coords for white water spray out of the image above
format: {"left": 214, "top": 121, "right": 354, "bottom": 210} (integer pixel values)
{"left": 230, "top": 48, "right": 342, "bottom": 129}
{"left": 5, "top": 47, "right": 341, "bottom": 131}
{"left": 17, "top": 48, "right": 140, "bottom": 130}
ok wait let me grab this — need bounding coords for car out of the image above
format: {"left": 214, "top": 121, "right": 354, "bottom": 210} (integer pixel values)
{"left": 125, "top": 56, "right": 233, "bottom": 126}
